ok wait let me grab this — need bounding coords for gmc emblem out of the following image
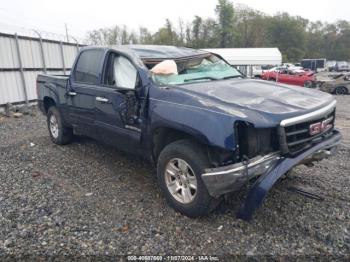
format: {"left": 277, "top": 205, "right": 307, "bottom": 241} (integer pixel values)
{"left": 309, "top": 117, "right": 333, "bottom": 136}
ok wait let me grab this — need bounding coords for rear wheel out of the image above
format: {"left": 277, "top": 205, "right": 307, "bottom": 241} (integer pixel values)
{"left": 47, "top": 106, "right": 73, "bottom": 145}
{"left": 157, "top": 140, "right": 220, "bottom": 217}
{"left": 334, "top": 86, "right": 349, "bottom": 95}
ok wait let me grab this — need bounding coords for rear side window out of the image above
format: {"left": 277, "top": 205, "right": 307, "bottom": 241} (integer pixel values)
{"left": 73, "top": 50, "right": 104, "bottom": 85}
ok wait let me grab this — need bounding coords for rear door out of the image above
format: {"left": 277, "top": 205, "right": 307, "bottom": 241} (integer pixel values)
{"left": 67, "top": 49, "right": 105, "bottom": 138}
{"left": 94, "top": 51, "right": 143, "bottom": 152}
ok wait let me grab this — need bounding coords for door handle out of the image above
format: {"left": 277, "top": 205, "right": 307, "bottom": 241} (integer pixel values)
{"left": 67, "top": 91, "right": 77, "bottom": 96}
{"left": 96, "top": 96, "right": 109, "bottom": 103}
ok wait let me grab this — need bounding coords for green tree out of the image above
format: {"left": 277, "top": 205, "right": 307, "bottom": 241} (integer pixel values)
{"left": 85, "top": 0, "right": 350, "bottom": 62}
{"left": 234, "top": 5, "right": 268, "bottom": 47}
{"left": 139, "top": 27, "right": 153, "bottom": 44}
{"left": 215, "top": 0, "right": 235, "bottom": 47}
{"left": 305, "top": 21, "right": 325, "bottom": 58}
{"left": 201, "top": 18, "right": 219, "bottom": 48}
{"left": 152, "top": 19, "right": 179, "bottom": 45}
{"left": 266, "top": 13, "right": 307, "bottom": 62}
{"left": 191, "top": 16, "right": 203, "bottom": 48}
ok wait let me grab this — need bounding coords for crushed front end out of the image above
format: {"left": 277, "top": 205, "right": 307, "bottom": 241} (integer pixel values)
{"left": 201, "top": 100, "right": 342, "bottom": 221}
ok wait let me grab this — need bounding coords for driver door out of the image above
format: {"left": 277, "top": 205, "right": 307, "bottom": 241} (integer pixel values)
{"left": 94, "top": 52, "right": 142, "bottom": 152}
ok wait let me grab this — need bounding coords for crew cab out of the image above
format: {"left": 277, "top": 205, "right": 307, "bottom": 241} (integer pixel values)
{"left": 262, "top": 68, "right": 315, "bottom": 87}
{"left": 37, "top": 45, "right": 341, "bottom": 220}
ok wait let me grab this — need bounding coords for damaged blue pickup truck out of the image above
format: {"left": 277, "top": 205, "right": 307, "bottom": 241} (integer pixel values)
{"left": 37, "top": 45, "right": 341, "bottom": 220}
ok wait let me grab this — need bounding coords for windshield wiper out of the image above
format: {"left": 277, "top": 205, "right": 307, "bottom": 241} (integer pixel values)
{"left": 184, "top": 77, "right": 218, "bottom": 82}
{"left": 222, "top": 75, "right": 243, "bottom": 80}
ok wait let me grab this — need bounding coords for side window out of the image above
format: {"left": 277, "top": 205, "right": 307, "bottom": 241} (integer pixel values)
{"left": 73, "top": 50, "right": 104, "bottom": 85}
{"left": 113, "top": 56, "right": 138, "bottom": 89}
{"left": 103, "top": 53, "right": 139, "bottom": 89}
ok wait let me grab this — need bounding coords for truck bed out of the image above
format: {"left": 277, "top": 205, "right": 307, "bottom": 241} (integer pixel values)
{"left": 36, "top": 74, "right": 69, "bottom": 111}
{"left": 37, "top": 74, "right": 69, "bottom": 86}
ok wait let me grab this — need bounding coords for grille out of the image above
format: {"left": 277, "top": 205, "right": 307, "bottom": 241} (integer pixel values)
{"left": 279, "top": 109, "right": 335, "bottom": 155}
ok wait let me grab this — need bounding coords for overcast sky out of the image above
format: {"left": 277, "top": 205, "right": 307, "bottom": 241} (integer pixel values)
{"left": 0, "top": 0, "right": 349, "bottom": 40}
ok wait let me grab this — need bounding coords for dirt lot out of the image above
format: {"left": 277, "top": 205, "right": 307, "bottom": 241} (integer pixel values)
{"left": 0, "top": 96, "right": 349, "bottom": 259}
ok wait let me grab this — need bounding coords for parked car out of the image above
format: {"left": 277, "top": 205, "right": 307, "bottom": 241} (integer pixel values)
{"left": 261, "top": 68, "right": 315, "bottom": 87}
{"left": 335, "top": 61, "right": 350, "bottom": 72}
{"left": 326, "top": 60, "right": 337, "bottom": 72}
{"left": 267, "top": 65, "right": 305, "bottom": 74}
{"left": 252, "top": 66, "right": 264, "bottom": 78}
{"left": 37, "top": 45, "right": 341, "bottom": 221}
{"left": 319, "top": 74, "right": 350, "bottom": 95}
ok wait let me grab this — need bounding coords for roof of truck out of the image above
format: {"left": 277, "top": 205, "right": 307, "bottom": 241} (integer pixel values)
{"left": 125, "top": 45, "right": 209, "bottom": 60}
{"left": 81, "top": 45, "right": 211, "bottom": 67}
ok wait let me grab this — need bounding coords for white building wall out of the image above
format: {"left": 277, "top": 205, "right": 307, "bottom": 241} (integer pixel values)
{"left": 203, "top": 48, "right": 282, "bottom": 66}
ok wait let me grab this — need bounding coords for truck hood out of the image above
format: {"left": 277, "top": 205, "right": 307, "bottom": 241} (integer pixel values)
{"left": 170, "top": 79, "right": 335, "bottom": 126}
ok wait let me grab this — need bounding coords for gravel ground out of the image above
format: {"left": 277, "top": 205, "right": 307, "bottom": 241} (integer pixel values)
{"left": 0, "top": 96, "right": 349, "bottom": 259}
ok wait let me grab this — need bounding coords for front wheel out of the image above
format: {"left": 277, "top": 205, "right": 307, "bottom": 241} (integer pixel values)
{"left": 334, "top": 86, "right": 348, "bottom": 95}
{"left": 157, "top": 140, "right": 220, "bottom": 217}
{"left": 47, "top": 106, "right": 73, "bottom": 145}
{"left": 304, "top": 81, "right": 313, "bottom": 88}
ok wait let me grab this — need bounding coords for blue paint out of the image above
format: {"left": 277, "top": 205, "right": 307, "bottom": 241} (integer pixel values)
{"left": 36, "top": 45, "right": 341, "bottom": 220}
{"left": 237, "top": 130, "right": 342, "bottom": 221}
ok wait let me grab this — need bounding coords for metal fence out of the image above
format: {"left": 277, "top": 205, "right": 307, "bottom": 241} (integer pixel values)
{"left": 0, "top": 32, "right": 83, "bottom": 106}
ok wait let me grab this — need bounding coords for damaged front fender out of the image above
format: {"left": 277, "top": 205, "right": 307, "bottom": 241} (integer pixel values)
{"left": 237, "top": 129, "right": 342, "bottom": 221}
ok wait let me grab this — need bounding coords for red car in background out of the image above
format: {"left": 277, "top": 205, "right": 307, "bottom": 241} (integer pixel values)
{"left": 261, "top": 69, "right": 315, "bottom": 87}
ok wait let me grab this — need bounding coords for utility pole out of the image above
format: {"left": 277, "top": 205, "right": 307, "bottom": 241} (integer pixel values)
{"left": 65, "top": 23, "right": 69, "bottom": 42}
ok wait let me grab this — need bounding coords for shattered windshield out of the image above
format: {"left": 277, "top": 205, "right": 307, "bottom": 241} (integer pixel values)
{"left": 151, "top": 55, "right": 242, "bottom": 85}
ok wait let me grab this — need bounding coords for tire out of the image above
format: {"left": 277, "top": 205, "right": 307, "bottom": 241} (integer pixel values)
{"left": 157, "top": 140, "right": 220, "bottom": 217}
{"left": 47, "top": 106, "right": 73, "bottom": 145}
{"left": 334, "top": 86, "right": 349, "bottom": 95}
{"left": 304, "top": 81, "right": 313, "bottom": 88}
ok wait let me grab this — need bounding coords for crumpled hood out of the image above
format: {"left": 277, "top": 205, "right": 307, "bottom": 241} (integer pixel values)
{"left": 171, "top": 78, "right": 335, "bottom": 126}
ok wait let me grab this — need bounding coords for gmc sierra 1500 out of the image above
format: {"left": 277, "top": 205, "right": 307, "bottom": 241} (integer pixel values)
{"left": 37, "top": 45, "right": 341, "bottom": 220}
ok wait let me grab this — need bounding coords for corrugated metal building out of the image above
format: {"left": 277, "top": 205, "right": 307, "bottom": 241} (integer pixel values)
{"left": 203, "top": 48, "right": 282, "bottom": 77}
{"left": 203, "top": 48, "right": 282, "bottom": 65}
{"left": 0, "top": 32, "right": 82, "bottom": 107}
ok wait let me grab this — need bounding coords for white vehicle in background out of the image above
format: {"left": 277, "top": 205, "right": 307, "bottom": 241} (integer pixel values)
{"left": 335, "top": 61, "right": 350, "bottom": 72}
{"left": 326, "top": 60, "right": 337, "bottom": 71}
{"left": 252, "top": 66, "right": 264, "bottom": 77}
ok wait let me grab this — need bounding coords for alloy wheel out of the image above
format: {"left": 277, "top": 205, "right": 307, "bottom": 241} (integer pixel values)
{"left": 335, "top": 86, "right": 347, "bottom": 95}
{"left": 49, "top": 114, "right": 59, "bottom": 139}
{"left": 164, "top": 158, "right": 197, "bottom": 204}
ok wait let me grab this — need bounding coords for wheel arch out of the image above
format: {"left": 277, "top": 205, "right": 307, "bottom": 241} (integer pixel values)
{"left": 334, "top": 85, "right": 349, "bottom": 95}
{"left": 151, "top": 126, "right": 209, "bottom": 161}
{"left": 43, "top": 96, "right": 57, "bottom": 114}
{"left": 151, "top": 126, "right": 235, "bottom": 167}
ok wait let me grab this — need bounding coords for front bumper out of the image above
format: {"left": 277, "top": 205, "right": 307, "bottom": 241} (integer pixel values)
{"left": 202, "top": 153, "right": 281, "bottom": 197}
{"left": 201, "top": 129, "right": 342, "bottom": 221}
